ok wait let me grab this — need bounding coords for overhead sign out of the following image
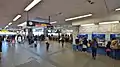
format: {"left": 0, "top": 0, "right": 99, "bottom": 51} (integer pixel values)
{"left": 35, "top": 23, "right": 48, "bottom": 27}
{"left": 27, "top": 21, "right": 50, "bottom": 27}
{"left": 27, "top": 21, "right": 35, "bottom": 26}
{"left": 0, "top": 29, "right": 9, "bottom": 32}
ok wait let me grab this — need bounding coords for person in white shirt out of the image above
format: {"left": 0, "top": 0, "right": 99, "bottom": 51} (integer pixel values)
{"left": 45, "top": 36, "right": 50, "bottom": 51}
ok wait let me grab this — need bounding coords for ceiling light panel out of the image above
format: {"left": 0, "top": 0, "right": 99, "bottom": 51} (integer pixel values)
{"left": 99, "top": 21, "right": 119, "bottom": 25}
{"left": 81, "top": 23, "right": 95, "bottom": 26}
{"left": 24, "top": 0, "right": 42, "bottom": 11}
{"left": 65, "top": 14, "right": 92, "bottom": 21}
{"left": 8, "top": 22, "right": 12, "bottom": 25}
{"left": 50, "top": 21, "right": 57, "bottom": 24}
{"left": 115, "top": 8, "right": 120, "bottom": 11}
{"left": 5, "top": 25, "right": 9, "bottom": 29}
{"left": 13, "top": 14, "right": 22, "bottom": 21}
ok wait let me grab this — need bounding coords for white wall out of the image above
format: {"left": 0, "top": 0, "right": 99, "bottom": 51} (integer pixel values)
{"left": 72, "top": 13, "right": 120, "bottom": 41}
{"left": 79, "top": 23, "right": 120, "bottom": 33}
{"left": 72, "top": 13, "right": 120, "bottom": 26}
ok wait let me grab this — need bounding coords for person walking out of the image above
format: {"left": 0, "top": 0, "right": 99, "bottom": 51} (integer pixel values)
{"left": 61, "top": 35, "right": 64, "bottom": 48}
{"left": 91, "top": 38, "right": 98, "bottom": 60}
{"left": 34, "top": 35, "right": 37, "bottom": 48}
{"left": 0, "top": 36, "right": 2, "bottom": 59}
{"left": 45, "top": 36, "right": 50, "bottom": 51}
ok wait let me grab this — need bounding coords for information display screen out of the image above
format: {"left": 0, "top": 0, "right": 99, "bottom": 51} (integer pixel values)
{"left": 110, "top": 34, "right": 120, "bottom": 39}
{"left": 78, "top": 34, "right": 88, "bottom": 39}
{"left": 92, "top": 34, "right": 105, "bottom": 39}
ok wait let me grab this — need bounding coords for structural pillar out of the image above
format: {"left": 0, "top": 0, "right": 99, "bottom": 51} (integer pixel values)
{"left": 28, "top": 28, "right": 33, "bottom": 37}
{"left": 72, "top": 26, "right": 79, "bottom": 45}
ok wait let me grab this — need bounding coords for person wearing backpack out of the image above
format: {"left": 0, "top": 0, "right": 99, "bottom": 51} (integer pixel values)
{"left": 91, "top": 38, "right": 98, "bottom": 60}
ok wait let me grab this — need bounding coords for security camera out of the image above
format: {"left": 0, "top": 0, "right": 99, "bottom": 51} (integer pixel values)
{"left": 87, "top": 0, "right": 94, "bottom": 4}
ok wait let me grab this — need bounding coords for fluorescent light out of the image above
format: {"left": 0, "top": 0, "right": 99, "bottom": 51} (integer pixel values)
{"left": 13, "top": 15, "right": 22, "bottom": 21}
{"left": 6, "top": 25, "right": 9, "bottom": 28}
{"left": 17, "top": 22, "right": 27, "bottom": 26}
{"left": 50, "top": 21, "right": 57, "bottom": 24}
{"left": 115, "top": 8, "right": 120, "bottom": 11}
{"left": 99, "top": 21, "right": 119, "bottom": 25}
{"left": 24, "top": 0, "right": 42, "bottom": 11}
{"left": 5, "top": 25, "right": 9, "bottom": 29}
{"left": 65, "top": 14, "right": 92, "bottom": 21}
{"left": 8, "top": 22, "right": 12, "bottom": 25}
{"left": 81, "top": 23, "right": 95, "bottom": 26}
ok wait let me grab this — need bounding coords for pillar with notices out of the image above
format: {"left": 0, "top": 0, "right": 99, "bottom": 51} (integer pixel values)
{"left": 72, "top": 26, "right": 79, "bottom": 45}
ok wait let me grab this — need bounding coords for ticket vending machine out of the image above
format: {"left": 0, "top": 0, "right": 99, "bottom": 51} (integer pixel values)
{"left": 77, "top": 34, "right": 88, "bottom": 39}
{"left": 92, "top": 34, "right": 105, "bottom": 47}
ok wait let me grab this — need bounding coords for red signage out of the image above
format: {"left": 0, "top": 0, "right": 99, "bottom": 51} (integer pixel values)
{"left": 35, "top": 23, "right": 48, "bottom": 27}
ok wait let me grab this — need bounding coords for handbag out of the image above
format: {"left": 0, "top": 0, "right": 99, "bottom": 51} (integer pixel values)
{"left": 106, "top": 48, "right": 111, "bottom": 52}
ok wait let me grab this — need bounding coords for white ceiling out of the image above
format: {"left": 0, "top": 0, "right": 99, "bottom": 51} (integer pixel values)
{"left": 1, "top": 0, "right": 120, "bottom": 28}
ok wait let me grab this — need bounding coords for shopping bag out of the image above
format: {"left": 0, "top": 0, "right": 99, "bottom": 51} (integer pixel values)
{"left": 83, "top": 44, "right": 87, "bottom": 48}
{"left": 87, "top": 43, "right": 90, "bottom": 47}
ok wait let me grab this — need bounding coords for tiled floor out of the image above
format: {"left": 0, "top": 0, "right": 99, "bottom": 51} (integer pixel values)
{"left": 0, "top": 41, "right": 120, "bottom": 67}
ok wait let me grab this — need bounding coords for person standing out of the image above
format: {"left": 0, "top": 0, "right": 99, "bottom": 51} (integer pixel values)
{"left": 58, "top": 34, "right": 61, "bottom": 43}
{"left": 106, "top": 41, "right": 111, "bottom": 56}
{"left": 0, "top": 36, "right": 2, "bottom": 59}
{"left": 82, "top": 38, "right": 88, "bottom": 52}
{"left": 111, "top": 38, "right": 118, "bottom": 59}
{"left": 17, "top": 35, "right": 22, "bottom": 44}
{"left": 91, "top": 38, "right": 98, "bottom": 60}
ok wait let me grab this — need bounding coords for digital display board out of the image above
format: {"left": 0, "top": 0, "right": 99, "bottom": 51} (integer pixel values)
{"left": 78, "top": 34, "right": 88, "bottom": 39}
{"left": 92, "top": 34, "right": 105, "bottom": 39}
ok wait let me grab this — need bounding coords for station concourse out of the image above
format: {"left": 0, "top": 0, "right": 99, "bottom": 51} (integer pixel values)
{"left": 0, "top": 0, "right": 120, "bottom": 67}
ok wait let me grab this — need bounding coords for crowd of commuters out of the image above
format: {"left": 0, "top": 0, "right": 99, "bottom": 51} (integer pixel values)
{"left": 74, "top": 36, "right": 120, "bottom": 60}
{"left": 48, "top": 34, "right": 73, "bottom": 43}
{"left": 75, "top": 37, "right": 98, "bottom": 59}
{"left": 0, "top": 33, "right": 120, "bottom": 60}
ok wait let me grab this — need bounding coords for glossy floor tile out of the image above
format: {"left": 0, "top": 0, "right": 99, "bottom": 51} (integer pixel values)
{"left": 0, "top": 41, "right": 120, "bottom": 67}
